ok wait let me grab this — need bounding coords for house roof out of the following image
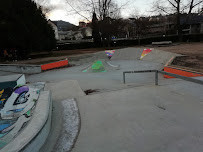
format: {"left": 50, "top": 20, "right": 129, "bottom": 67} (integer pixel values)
{"left": 50, "top": 20, "right": 77, "bottom": 31}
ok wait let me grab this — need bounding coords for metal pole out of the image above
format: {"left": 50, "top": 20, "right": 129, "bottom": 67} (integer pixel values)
{"left": 155, "top": 71, "right": 158, "bottom": 85}
{"left": 123, "top": 72, "right": 126, "bottom": 84}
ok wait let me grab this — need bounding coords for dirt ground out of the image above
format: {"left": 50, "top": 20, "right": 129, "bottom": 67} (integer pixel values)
{"left": 153, "top": 42, "right": 203, "bottom": 73}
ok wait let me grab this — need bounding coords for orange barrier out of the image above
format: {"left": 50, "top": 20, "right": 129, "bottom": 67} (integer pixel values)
{"left": 41, "top": 59, "right": 68, "bottom": 71}
{"left": 164, "top": 66, "right": 203, "bottom": 78}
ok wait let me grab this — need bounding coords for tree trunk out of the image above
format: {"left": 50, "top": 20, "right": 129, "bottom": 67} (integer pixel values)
{"left": 176, "top": 0, "right": 182, "bottom": 41}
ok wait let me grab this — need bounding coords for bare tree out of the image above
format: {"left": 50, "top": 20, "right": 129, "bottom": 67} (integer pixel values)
{"left": 92, "top": 12, "right": 101, "bottom": 46}
{"left": 65, "top": 0, "right": 128, "bottom": 46}
{"left": 65, "top": 0, "right": 127, "bottom": 21}
{"left": 151, "top": 0, "right": 203, "bottom": 40}
{"left": 187, "top": 0, "right": 203, "bottom": 18}
{"left": 129, "top": 8, "right": 141, "bottom": 19}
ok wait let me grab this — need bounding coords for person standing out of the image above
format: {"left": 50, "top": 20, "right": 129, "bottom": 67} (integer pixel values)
{"left": 3, "top": 49, "right": 9, "bottom": 61}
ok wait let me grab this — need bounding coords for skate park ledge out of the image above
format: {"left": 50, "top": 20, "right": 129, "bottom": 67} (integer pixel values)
{"left": 163, "top": 55, "right": 203, "bottom": 78}
{"left": 0, "top": 91, "right": 52, "bottom": 152}
{"left": 164, "top": 66, "right": 203, "bottom": 78}
{"left": 0, "top": 59, "right": 68, "bottom": 74}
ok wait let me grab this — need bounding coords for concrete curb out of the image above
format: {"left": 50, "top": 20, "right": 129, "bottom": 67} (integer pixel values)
{"left": 0, "top": 59, "right": 69, "bottom": 74}
{"left": 41, "top": 59, "right": 68, "bottom": 71}
{"left": 54, "top": 98, "right": 80, "bottom": 152}
{"left": 0, "top": 64, "right": 41, "bottom": 74}
{"left": 0, "top": 91, "right": 52, "bottom": 152}
{"left": 163, "top": 56, "right": 203, "bottom": 78}
{"left": 164, "top": 66, "right": 203, "bottom": 78}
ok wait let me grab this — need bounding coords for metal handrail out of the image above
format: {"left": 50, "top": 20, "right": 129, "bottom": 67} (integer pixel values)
{"left": 123, "top": 70, "right": 203, "bottom": 85}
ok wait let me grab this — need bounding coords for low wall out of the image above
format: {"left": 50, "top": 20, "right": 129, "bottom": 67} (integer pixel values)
{"left": 0, "top": 64, "right": 41, "bottom": 74}
{"left": 0, "top": 59, "right": 69, "bottom": 74}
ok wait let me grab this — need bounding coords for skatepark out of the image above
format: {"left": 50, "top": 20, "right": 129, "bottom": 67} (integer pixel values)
{"left": 0, "top": 47, "right": 202, "bottom": 152}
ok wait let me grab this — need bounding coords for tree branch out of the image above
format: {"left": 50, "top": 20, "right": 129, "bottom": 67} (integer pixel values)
{"left": 65, "top": 0, "right": 90, "bottom": 22}
{"left": 192, "top": 0, "right": 203, "bottom": 8}
{"left": 167, "top": 0, "right": 177, "bottom": 8}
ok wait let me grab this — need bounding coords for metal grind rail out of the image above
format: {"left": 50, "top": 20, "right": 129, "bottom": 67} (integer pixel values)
{"left": 123, "top": 70, "right": 203, "bottom": 85}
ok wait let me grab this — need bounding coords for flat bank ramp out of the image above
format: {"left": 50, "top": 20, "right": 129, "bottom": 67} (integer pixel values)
{"left": 45, "top": 80, "right": 85, "bottom": 101}
{"left": 111, "top": 47, "right": 143, "bottom": 60}
{"left": 111, "top": 48, "right": 178, "bottom": 65}
{"left": 72, "top": 81, "right": 203, "bottom": 152}
{"left": 141, "top": 49, "right": 178, "bottom": 64}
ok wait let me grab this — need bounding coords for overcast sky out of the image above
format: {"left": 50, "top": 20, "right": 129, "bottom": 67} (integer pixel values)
{"left": 44, "top": 0, "right": 155, "bottom": 25}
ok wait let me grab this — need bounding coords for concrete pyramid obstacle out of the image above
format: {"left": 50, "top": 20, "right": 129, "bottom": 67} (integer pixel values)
{"left": 83, "top": 60, "right": 106, "bottom": 73}
{"left": 83, "top": 60, "right": 119, "bottom": 73}
{"left": 91, "top": 60, "right": 106, "bottom": 72}
{"left": 105, "top": 50, "right": 115, "bottom": 59}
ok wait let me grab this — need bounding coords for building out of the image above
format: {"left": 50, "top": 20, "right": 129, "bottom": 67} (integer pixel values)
{"left": 181, "top": 14, "right": 203, "bottom": 34}
{"left": 79, "top": 21, "right": 87, "bottom": 28}
{"left": 129, "top": 14, "right": 203, "bottom": 38}
{"left": 52, "top": 20, "right": 76, "bottom": 31}
{"left": 48, "top": 20, "right": 92, "bottom": 41}
{"left": 80, "top": 27, "right": 92, "bottom": 38}
{"left": 48, "top": 20, "right": 59, "bottom": 40}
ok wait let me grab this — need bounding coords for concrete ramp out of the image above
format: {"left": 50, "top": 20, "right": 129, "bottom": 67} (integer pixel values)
{"left": 0, "top": 90, "right": 52, "bottom": 152}
{"left": 72, "top": 82, "right": 203, "bottom": 152}
{"left": 46, "top": 80, "right": 85, "bottom": 101}
{"left": 111, "top": 48, "right": 178, "bottom": 65}
{"left": 111, "top": 48, "right": 143, "bottom": 60}
{"left": 40, "top": 80, "right": 85, "bottom": 152}
{"left": 141, "top": 49, "right": 178, "bottom": 64}
{"left": 0, "top": 80, "right": 51, "bottom": 152}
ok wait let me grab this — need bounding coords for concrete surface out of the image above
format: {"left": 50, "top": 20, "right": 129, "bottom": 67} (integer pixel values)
{"left": 46, "top": 80, "right": 85, "bottom": 101}
{"left": 0, "top": 74, "right": 23, "bottom": 83}
{"left": 111, "top": 47, "right": 178, "bottom": 65}
{"left": 142, "top": 49, "right": 179, "bottom": 65}
{"left": 0, "top": 71, "right": 16, "bottom": 76}
{"left": 0, "top": 91, "right": 51, "bottom": 152}
{"left": 72, "top": 81, "right": 203, "bottom": 152}
{"left": 26, "top": 59, "right": 165, "bottom": 93}
{"left": 111, "top": 47, "right": 143, "bottom": 60}
{"left": 0, "top": 74, "right": 25, "bottom": 89}
{"left": 40, "top": 80, "right": 85, "bottom": 152}
{"left": 54, "top": 99, "right": 80, "bottom": 152}
{"left": 23, "top": 91, "right": 52, "bottom": 152}
{"left": 19, "top": 47, "right": 202, "bottom": 152}
{"left": 0, "top": 64, "right": 41, "bottom": 74}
